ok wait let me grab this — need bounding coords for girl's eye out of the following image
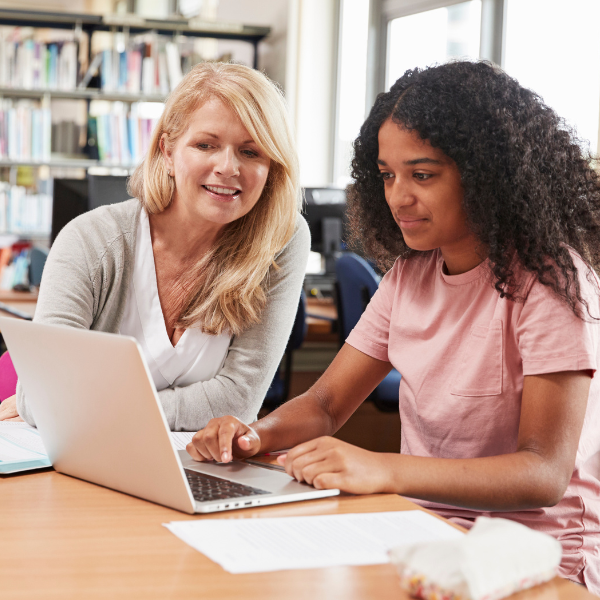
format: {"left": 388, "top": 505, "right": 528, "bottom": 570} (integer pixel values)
{"left": 379, "top": 171, "right": 393, "bottom": 181}
{"left": 414, "top": 172, "right": 433, "bottom": 181}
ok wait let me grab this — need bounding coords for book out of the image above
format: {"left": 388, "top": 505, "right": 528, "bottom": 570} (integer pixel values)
{"left": 0, "top": 422, "right": 51, "bottom": 474}
{"left": 0, "top": 423, "right": 194, "bottom": 475}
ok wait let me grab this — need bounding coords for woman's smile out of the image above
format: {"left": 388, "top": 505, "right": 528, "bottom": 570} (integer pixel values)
{"left": 202, "top": 184, "right": 242, "bottom": 201}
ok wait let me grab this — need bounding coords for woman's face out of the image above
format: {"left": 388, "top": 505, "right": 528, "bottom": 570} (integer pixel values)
{"left": 377, "top": 118, "right": 481, "bottom": 274}
{"left": 161, "top": 97, "right": 271, "bottom": 230}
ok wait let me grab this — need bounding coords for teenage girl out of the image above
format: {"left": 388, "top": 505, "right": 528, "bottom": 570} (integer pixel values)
{"left": 186, "top": 61, "right": 600, "bottom": 591}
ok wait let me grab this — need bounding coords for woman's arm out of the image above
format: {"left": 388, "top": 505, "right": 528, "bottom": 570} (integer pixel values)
{"left": 160, "top": 216, "right": 311, "bottom": 431}
{"left": 280, "top": 369, "right": 590, "bottom": 510}
{"left": 15, "top": 224, "right": 100, "bottom": 425}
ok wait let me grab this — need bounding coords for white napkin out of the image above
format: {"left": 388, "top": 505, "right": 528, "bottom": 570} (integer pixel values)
{"left": 389, "top": 517, "right": 561, "bottom": 600}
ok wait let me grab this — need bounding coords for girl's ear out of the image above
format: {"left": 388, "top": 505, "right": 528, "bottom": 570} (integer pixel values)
{"left": 160, "top": 133, "right": 174, "bottom": 172}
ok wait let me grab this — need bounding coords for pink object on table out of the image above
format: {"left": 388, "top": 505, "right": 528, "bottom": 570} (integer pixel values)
{"left": 0, "top": 351, "right": 18, "bottom": 402}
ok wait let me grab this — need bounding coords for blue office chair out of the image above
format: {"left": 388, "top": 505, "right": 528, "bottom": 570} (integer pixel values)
{"left": 262, "top": 290, "right": 308, "bottom": 411}
{"left": 335, "top": 253, "right": 401, "bottom": 412}
{"left": 29, "top": 247, "right": 48, "bottom": 287}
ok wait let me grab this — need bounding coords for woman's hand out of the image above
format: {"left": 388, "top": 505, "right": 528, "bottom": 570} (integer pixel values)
{"left": 0, "top": 395, "right": 24, "bottom": 422}
{"left": 187, "top": 416, "right": 261, "bottom": 463}
{"left": 277, "top": 437, "right": 390, "bottom": 495}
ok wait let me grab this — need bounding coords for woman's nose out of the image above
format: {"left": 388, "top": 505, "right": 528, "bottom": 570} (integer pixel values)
{"left": 214, "top": 148, "right": 240, "bottom": 178}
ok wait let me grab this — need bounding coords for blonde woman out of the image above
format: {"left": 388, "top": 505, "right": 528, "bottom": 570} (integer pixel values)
{"left": 0, "top": 62, "right": 309, "bottom": 431}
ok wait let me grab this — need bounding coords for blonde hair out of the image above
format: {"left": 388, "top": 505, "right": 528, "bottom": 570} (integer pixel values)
{"left": 128, "top": 62, "right": 301, "bottom": 336}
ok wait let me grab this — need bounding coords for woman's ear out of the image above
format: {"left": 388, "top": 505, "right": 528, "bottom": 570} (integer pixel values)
{"left": 160, "top": 133, "right": 174, "bottom": 173}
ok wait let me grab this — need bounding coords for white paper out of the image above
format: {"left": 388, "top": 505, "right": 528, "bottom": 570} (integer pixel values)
{"left": 170, "top": 431, "right": 194, "bottom": 450}
{"left": 164, "top": 510, "right": 464, "bottom": 573}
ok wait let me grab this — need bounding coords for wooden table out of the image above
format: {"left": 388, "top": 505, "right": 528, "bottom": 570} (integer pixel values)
{"left": 0, "top": 293, "right": 337, "bottom": 338}
{"left": 0, "top": 289, "right": 37, "bottom": 320}
{"left": 0, "top": 470, "right": 594, "bottom": 600}
{"left": 305, "top": 297, "right": 338, "bottom": 343}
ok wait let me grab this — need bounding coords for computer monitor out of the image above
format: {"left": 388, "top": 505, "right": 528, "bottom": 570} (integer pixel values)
{"left": 302, "top": 188, "right": 347, "bottom": 274}
{"left": 51, "top": 175, "right": 132, "bottom": 245}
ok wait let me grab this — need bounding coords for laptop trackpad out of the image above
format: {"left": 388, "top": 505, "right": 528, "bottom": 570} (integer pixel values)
{"left": 179, "top": 451, "right": 296, "bottom": 491}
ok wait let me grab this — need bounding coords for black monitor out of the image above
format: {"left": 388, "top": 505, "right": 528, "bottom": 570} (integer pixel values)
{"left": 51, "top": 175, "right": 132, "bottom": 245}
{"left": 88, "top": 174, "right": 131, "bottom": 211}
{"left": 302, "top": 188, "right": 348, "bottom": 257}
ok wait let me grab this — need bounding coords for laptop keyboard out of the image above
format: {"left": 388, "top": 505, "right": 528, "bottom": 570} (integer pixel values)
{"left": 184, "top": 469, "right": 271, "bottom": 503}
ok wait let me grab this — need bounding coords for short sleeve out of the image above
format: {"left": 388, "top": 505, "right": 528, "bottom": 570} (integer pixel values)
{"left": 345, "top": 260, "right": 402, "bottom": 362}
{"left": 517, "top": 260, "right": 600, "bottom": 377}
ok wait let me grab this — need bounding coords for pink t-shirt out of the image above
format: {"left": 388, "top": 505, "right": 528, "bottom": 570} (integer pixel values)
{"left": 346, "top": 249, "right": 600, "bottom": 592}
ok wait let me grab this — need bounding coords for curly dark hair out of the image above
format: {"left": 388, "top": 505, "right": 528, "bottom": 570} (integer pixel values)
{"left": 348, "top": 60, "right": 600, "bottom": 318}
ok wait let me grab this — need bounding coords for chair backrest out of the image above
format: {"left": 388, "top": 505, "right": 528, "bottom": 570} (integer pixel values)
{"left": 29, "top": 247, "right": 49, "bottom": 287}
{"left": 335, "top": 253, "right": 380, "bottom": 339}
{"left": 287, "top": 290, "right": 308, "bottom": 352}
{"left": 0, "top": 351, "right": 18, "bottom": 402}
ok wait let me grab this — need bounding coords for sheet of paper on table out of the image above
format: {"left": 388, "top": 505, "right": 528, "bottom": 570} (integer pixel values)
{"left": 0, "top": 424, "right": 196, "bottom": 473}
{"left": 164, "top": 510, "right": 464, "bottom": 573}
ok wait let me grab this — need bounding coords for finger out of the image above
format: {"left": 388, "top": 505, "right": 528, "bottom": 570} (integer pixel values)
{"left": 6, "top": 416, "right": 23, "bottom": 422}
{"left": 294, "top": 455, "right": 334, "bottom": 486}
{"left": 281, "top": 440, "right": 320, "bottom": 477}
{"left": 188, "top": 431, "right": 217, "bottom": 462}
{"left": 232, "top": 429, "right": 261, "bottom": 458}
{"left": 186, "top": 440, "right": 210, "bottom": 462}
{"left": 216, "top": 420, "right": 240, "bottom": 463}
{"left": 286, "top": 449, "right": 328, "bottom": 483}
{"left": 312, "top": 471, "right": 343, "bottom": 490}
{"left": 186, "top": 441, "right": 209, "bottom": 462}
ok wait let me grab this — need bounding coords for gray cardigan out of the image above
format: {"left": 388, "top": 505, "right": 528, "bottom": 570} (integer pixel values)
{"left": 17, "top": 199, "right": 310, "bottom": 431}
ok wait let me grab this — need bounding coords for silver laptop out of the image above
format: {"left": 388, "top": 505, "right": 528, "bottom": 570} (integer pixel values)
{"left": 0, "top": 318, "right": 339, "bottom": 514}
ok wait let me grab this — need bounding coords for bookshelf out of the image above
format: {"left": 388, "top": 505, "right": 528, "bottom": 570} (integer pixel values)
{"left": 0, "top": 8, "right": 271, "bottom": 258}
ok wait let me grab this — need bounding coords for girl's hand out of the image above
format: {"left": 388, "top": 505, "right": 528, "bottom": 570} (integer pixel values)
{"left": 0, "top": 395, "right": 23, "bottom": 422}
{"left": 186, "top": 416, "right": 261, "bottom": 463}
{"left": 278, "top": 437, "right": 390, "bottom": 495}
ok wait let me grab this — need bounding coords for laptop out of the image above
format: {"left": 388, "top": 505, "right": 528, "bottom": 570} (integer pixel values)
{"left": 0, "top": 318, "right": 339, "bottom": 514}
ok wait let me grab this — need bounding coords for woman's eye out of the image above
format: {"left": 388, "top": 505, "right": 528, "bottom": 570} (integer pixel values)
{"left": 379, "top": 172, "right": 393, "bottom": 181}
{"left": 197, "top": 143, "right": 212, "bottom": 150}
{"left": 414, "top": 172, "right": 433, "bottom": 181}
{"left": 241, "top": 149, "right": 259, "bottom": 158}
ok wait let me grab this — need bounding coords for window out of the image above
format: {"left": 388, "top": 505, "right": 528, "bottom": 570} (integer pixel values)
{"left": 333, "top": 0, "right": 370, "bottom": 187}
{"left": 503, "top": 0, "right": 600, "bottom": 153}
{"left": 386, "top": 1, "right": 482, "bottom": 90}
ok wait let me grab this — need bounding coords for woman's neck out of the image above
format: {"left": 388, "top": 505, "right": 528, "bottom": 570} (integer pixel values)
{"left": 148, "top": 201, "right": 224, "bottom": 263}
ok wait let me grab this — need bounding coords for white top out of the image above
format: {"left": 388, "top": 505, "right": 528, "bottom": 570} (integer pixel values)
{"left": 120, "top": 209, "right": 231, "bottom": 391}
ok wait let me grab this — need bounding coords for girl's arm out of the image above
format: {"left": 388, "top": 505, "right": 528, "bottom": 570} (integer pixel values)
{"left": 189, "top": 342, "right": 590, "bottom": 512}
{"left": 187, "top": 344, "right": 393, "bottom": 461}
{"left": 280, "top": 368, "right": 590, "bottom": 511}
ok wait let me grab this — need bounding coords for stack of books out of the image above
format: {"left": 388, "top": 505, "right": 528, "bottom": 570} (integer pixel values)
{"left": 0, "top": 30, "right": 79, "bottom": 91}
{"left": 88, "top": 101, "right": 162, "bottom": 165}
{"left": 95, "top": 39, "right": 182, "bottom": 95}
{"left": 0, "top": 181, "right": 52, "bottom": 235}
{"left": 0, "top": 98, "right": 52, "bottom": 161}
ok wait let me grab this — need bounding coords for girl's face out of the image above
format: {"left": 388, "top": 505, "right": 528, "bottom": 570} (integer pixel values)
{"left": 377, "top": 118, "right": 482, "bottom": 274}
{"left": 161, "top": 97, "right": 271, "bottom": 231}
